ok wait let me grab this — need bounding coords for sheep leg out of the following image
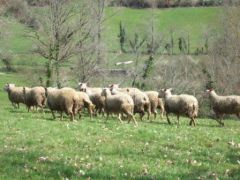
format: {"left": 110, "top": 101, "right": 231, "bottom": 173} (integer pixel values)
{"left": 51, "top": 111, "right": 56, "bottom": 120}
{"left": 216, "top": 114, "right": 224, "bottom": 126}
{"left": 12, "top": 102, "right": 16, "bottom": 108}
{"left": 153, "top": 110, "right": 157, "bottom": 120}
{"left": 105, "top": 112, "right": 109, "bottom": 122}
{"left": 160, "top": 105, "right": 165, "bottom": 119}
{"left": 118, "top": 114, "right": 123, "bottom": 124}
{"left": 166, "top": 113, "right": 171, "bottom": 124}
{"left": 192, "top": 118, "right": 196, "bottom": 127}
{"left": 87, "top": 108, "right": 92, "bottom": 120}
{"left": 70, "top": 112, "right": 74, "bottom": 121}
{"left": 189, "top": 118, "right": 196, "bottom": 127}
{"left": 177, "top": 114, "right": 180, "bottom": 127}
{"left": 79, "top": 111, "right": 82, "bottom": 119}
{"left": 131, "top": 115, "right": 138, "bottom": 126}
{"left": 60, "top": 112, "right": 63, "bottom": 121}
{"left": 236, "top": 113, "right": 240, "bottom": 119}
{"left": 101, "top": 108, "right": 105, "bottom": 117}
{"left": 140, "top": 111, "right": 145, "bottom": 121}
{"left": 147, "top": 110, "right": 151, "bottom": 120}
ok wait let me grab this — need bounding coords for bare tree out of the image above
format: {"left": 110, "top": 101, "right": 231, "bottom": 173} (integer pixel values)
{"left": 29, "top": 0, "right": 90, "bottom": 87}
{"left": 90, "top": 0, "right": 108, "bottom": 65}
{"left": 204, "top": 5, "right": 240, "bottom": 94}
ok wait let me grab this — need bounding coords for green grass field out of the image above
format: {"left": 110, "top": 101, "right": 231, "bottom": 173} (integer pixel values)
{"left": 1, "top": 6, "right": 239, "bottom": 179}
{"left": 1, "top": 73, "right": 240, "bottom": 179}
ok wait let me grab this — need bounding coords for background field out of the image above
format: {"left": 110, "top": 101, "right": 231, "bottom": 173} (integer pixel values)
{"left": 0, "top": 7, "right": 220, "bottom": 68}
{"left": 1, "top": 5, "right": 240, "bottom": 179}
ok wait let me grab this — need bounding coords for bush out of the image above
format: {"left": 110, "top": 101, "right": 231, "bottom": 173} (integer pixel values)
{"left": 4, "top": 0, "right": 39, "bottom": 29}
{"left": 0, "top": 52, "right": 15, "bottom": 72}
{"left": 25, "top": 0, "right": 49, "bottom": 6}
{"left": 5, "top": 0, "right": 29, "bottom": 22}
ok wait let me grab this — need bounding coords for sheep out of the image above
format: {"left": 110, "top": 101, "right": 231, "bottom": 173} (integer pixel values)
{"left": 23, "top": 86, "right": 46, "bottom": 112}
{"left": 76, "top": 91, "right": 95, "bottom": 119}
{"left": 145, "top": 91, "right": 165, "bottom": 119}
{"left": 3, "top": 83, "right": 30, "bottom": 108}
{"left": 45, "top": 87, "right": 78, "bottom": 121}
{"left": 206, "top": 89, "right": 240, "bottom": 126}
{"left": 159, "top": 88, "right": 198, "bottom": 126}
{"left": 78, "top": 82, "right": 105, "bottom": 116}
{"left": 109, "top": 84, "right": 151, "bottom": 120}
{"left": 101, "top": 88, "right": 138, "bottom": 126}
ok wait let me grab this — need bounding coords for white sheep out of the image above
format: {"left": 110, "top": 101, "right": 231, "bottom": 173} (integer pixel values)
{"left": 4, "top": 83, "right": 30, "bottom": 108}
{"left": 145, "top": 91, "right": 165, "bottom": 119}
{"left": 109, "top": 84, "right": 151, "bottom": 120}
{"left": 160, "top": 88, "right": 199, "bottom": 126}
{"left": 23, "top": 86, "right": 46, "bottom": 112}
{"left": 78, "top": 82, "right": 105, "bottom": 116}
{"left": 45, "top": 87, "right": 78, "bottom": 121}
{"left": 101, "top": 88, "right": 138, "bottom": 126}
{"left": 206, "top": 89, "right": 240, "bottom": 126}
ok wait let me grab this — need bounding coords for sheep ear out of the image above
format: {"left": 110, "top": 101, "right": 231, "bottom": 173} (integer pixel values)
{"left": 126, "top": 88, "right": 130, "bottom": 92}
{"left": 78, "top": 82, "right": 82, "bottom": 86}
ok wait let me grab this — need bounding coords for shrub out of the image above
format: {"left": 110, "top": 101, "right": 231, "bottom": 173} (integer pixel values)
{"left": 25, "top": 0, "right": 49, "bottom": 6}
{"left": 0, "top": 52, "right": 15, "bottom": 72}
{"left": 5, "top": 0, "right": 29, "bottom": 22}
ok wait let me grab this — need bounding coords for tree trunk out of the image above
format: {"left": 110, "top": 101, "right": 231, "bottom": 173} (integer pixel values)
{"left": 46, "top": 60, "right": 54, "bottom": 87}
{"left": 55, "top": 62, "right": 61, "bottom": 88}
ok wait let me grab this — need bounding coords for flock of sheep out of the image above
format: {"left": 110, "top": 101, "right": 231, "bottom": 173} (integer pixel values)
{"left": 4, "top": 83, "right": 240, "bottom": 127}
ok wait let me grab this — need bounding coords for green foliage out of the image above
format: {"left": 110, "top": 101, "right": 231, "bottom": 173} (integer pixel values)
{"left": 202, "top": 68, "right": 215, "bottom": 89}
{"left": 118, "top": 21, "right": 126, "bottom": 53}
{"left": 142, "top": 55, "right": 154, "bottom": 79}
{"left": 178, "top": 37, "right": 187, "bottom": 54}
{"left": 129, "top": 33, "right": 146, "bottom": 54}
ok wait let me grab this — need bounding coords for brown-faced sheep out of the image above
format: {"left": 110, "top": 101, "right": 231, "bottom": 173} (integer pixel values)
{"left": 45, "top": 87, "right": 78, "bottom": 121}
{"left": 4, "top": 83, "right": 30, "bottom": 108}
{"left": 78, "top": 83, "right": 105, "bottom": 116}
{"left": 23, "top": 86, "right": 46, "bottom": 112}
{"left": 109, "top": 84, "right": 151, "bottom": 120}
{"left": 159, "top": 88, "right": 198, "bottom": 126}
{"left": 101, "top": 88, "right": 138, "bottom": 126}
{"left": 206, "top": 89, "right": 240, "bottom": 126}
{"left": 145, "top": 91, "right": 165, "bottom": 119}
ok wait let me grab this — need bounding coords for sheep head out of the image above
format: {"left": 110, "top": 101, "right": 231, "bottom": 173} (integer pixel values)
{"left": 3, "top": 83, "right": 15, "bottom": 92}
{"left": 78, "top": 82, "right": 87, "bottom": 92}
{"left": 109, "top": 83, "right": 119, "bottom": 91}
{"left": 101, "top": 88, "right": 111, "bottom": 97}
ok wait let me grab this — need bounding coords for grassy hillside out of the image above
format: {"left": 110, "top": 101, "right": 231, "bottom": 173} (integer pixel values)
{"left": 105, "top": 7, "right": 220, "bottom": 52}
{"left": 0, "top": 73, "right": 240, "bottom": 179}
{"left": 0, "top": 7, "right": 220, "bottom": 69}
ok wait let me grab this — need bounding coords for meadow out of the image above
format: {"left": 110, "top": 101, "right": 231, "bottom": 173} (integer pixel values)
{"left": 1, "top": 73, "right": 240, "bottom": 179}
{"left": 1, "top": 6, "right": 240, "bottom": 179}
